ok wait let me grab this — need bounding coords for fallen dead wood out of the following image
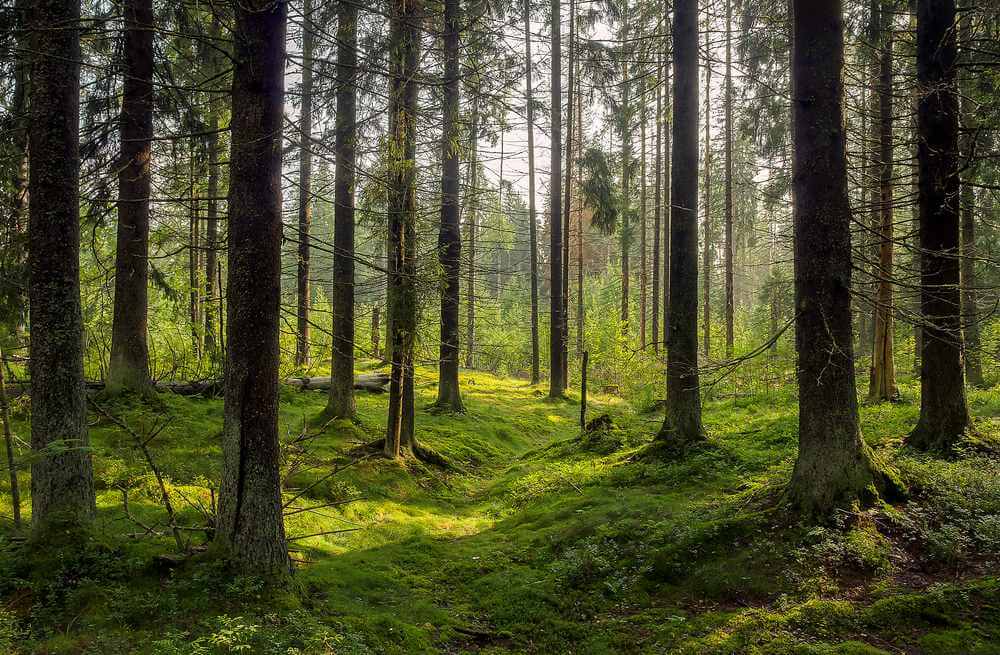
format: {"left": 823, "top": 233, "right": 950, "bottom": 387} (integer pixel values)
{"left": 284, "top": 373, "right": 390, "bottom": 394}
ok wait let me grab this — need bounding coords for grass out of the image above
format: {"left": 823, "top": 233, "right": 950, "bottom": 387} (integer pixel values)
{"left": 0, "top": 364, "right": 998, "bottom": 654}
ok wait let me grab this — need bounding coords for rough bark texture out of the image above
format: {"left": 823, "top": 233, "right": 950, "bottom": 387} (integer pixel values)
{"left": 214, "top": 0, "right": 289, "bottom": 574}
{"left": 524, "top": 0, "right": 540, "bottom": 385}
{"left": 385, "top": 0, "right": 421, "bottom": 457}
{"left": 327, "top": 0, "right": 358, "bottom": 419}
{"left": 108, "top": 0, "right": 154, "bottom": 396}
{"left": 657, "top": 0, "right": 703, "bottom": 448}
{"left": 435, "top": 0, "right": 464, "bottom": 412}
{"left": 867, "top": 6, "right": 898, "bottom": 403}
{"left": 787, "top": 0, "right": 897, "bottom": 517}
{"left": 906, "top": 0, "right": 972, "bottom": 453}
{"left": 28, "top": 0, "right": 97, "bottom": 530}
{"left": 295, "top": 0, "right": 314, "bottom": 368}
{"left": 549, "top": 0, "right": 566, "bottom": 398}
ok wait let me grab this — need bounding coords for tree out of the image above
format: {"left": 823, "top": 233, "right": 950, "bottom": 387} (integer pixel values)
{"left": 867, "top": 0, "right": 898, "bottom": 402}
{"left": 385, "top": 0, "right": 422, "bottom": 456}
{"left": 328, "top": 0, "right": 359, "bottom": 419}
{"left": 701, "top": 18, "right": 712, "bottom": 359}
{"left": 435, "top": 0, "right": 465, "bottom": 412}
{"left": 214, "top": 0, "right": 289, "bottom": 573}
{"left": 549, "top": 0, "right": 566, "bottom": 398}
{"left": 295, "top": 0, "right": 315, "bottom": 368}
{"left": 203, "top": 14, "right": 224, "bottom": 359}
{"left": 657, "top": 0, "right": 703, "bottom": 449}
{"left": 787, "top": 0, "right": 898, "bottom": 516}
{"left": 524, "top": 0, "right": 541, "bottom": 385}
{"left": 107, "top": 0, "right": 154, "bottom": 396}
{"left": 906, "top": 0, "right": 973, "bottom": 452}
{"left": 27, "top": 0, "right": 96, "bottom": 530}
{"left": 723, "top": 0, "right": 734, "bottom": 359}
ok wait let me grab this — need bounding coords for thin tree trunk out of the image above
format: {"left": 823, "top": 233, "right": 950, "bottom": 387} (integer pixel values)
{"left": 549, "top": 0, "right": 565, "bottom": 397}
{"left": 215, "top": 0, "right": 289, "bottom": 574}
{"left": 620, "top": 11, "right": 631, "bottom": 332}
{"left": 867, "top": 5, "right": 898, "bottom": 402}
{"left": 465, "top": 97, "right": 479, "bottom": 371}
{"left": 723, "top": 0, "right": 734, "bottom": 359}
{"left": 702, "top": 23, "right": 712, "bottom": 359}
{"left": 203, "top": 16, "right": 222, "bottom": 359}
{"left": 640, "top": 79, "right": 648, "bottom": 347}
{"left": 524, "top": 0, "right": 540, "bottom": 385}
{"left": 27, "top": 0, "right": 96, "bottom": 530}
{"left": 108, "top": 0, "right": 154, "bottom": 396}
{"left": 906, "top": 0, "right": 973, "bottom": 453}
{"left": 295, "top": 0, "right": 314, "bottom": 368}
{"left": 7, "top": 0, "right": 29, "bottom": 337}
{"left": 0, "top": 347, "right": 21, "bottom": 529}
{"left": 385, "top": 0, "right": 421, "bottom": 456}
{"left": 657, "top": 0, "right": 703, "bottom": 448}
{"left": 787, "top": 0, "right": 898, "bottom": 517}
{"left": 652, "top": 56, "right": 662, "bottom": 354}
{"left": 189, "top": 141, "right": 201, "bottom": 360}
{"left": 576, "top": 65, "right": 584, "bottom": 356}
{"left": 561, "top": 0, "right": 575, "bottom": 382}
{"left": 327, "top": 0, "right": 358, "bottom": 419}
{"left": 435, "top": 0, "right": 464, "bottom": 412}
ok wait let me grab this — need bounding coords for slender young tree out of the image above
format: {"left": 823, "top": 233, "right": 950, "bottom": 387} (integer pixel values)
{"left": 619, "top": 8, "right": 631, "bottom": 331}
{"left": 435, "top": 0, "right": 465, "bottom": 412}
{"left": 701, "top": 21, "right": 711, "bottom": 359}
{"left": 906, "top": 0, "right": 973, "bottom": 452}
{"left": 295, "top": 0, "right": 315, "bottom": 368}
{"left": 327, "top": 0, "right": 359, "bottom": 419}
{"left": 107, "top": 0, "right": 154, "bottom": 396}
{"left": 203, "top": 15, "right": 223, "bottom": 359}
{"left": 385, "top": 0, "right": 422, "bottom": 456}
{"left": 652, "top": 54, "right": 662, "bottom": 353}
{"left": 28, "top": 0, "right": 96, "bottom": 530}
{"left": 723, "top": 0, "right": 734, "bottom": 359}
{"left": 657, "top": 0, "right": 703, "bottom": 448}
{"left": 465, "top": 95, "right": 479, "bottom": 370}
{"left": 867, "top": 1, "right": 898, "bottom": 402}
{"left": 561, "top": 0, "right": 575, "bottom": 380}
{"left": 524, "top": 0, "right": 541, "bottom": 385}
{"left": 787, "top": 0, "right": 898, "bottom": 516}
{"left": 549, "top": 0, "right": 566, "bottom": 398}
{"left": 215, "top": 0, "right": 289, "bottom": 573}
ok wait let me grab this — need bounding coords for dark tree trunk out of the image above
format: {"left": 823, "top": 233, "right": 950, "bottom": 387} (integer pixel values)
{"left": 657, "top": 0, "right": 703, "bottom": 448}
{"left": 575, "top": 70, "right": 584, "bottom": 356}
{"left": 465, "top": 98, "right": 479, "bottom": 370}
{"left": 701, "top": 23, "right": 711, "bottom": 360}
{"left": 295, "top": 0, "right": 315, "bottom": 368}
{"left": 524, "top": 0, "right": 540, "bottom": 385}
{"left": 385, "top": 0, "right": 421, "bottom": 457}
{"left": 189, "top": 143, "right": 201, "bottom": 359}
{"left": 435, "top": 0, "right": 464, "bottom": 412}
{"left": 723, "top": 0, "right": 734, "bottom": 359}
{"left": 108, "top": 0, "right": 154, "bottom": 396}
{"left": 214, "top": 0, "right": 289, "bottom": 574}
{"left": 640, "top": 81, "right": 648, "bottom": 347}
{"left": 620, "top": 13, "right": 630, "bottom": 333}
{"left": 906, "top": 0, "right": 972, "bottom": 453}
{"left": 203, "top": 15, "right": 222, "bottom": 360}
{"left": 787, "top": 0, "right": 898, "bottom": 517}
{"left": 327, "top": 0, "right": 358, "bottom": 419}
{"left": 5, "top": 0, "right": 29, "bottom": 336}
{"left": 27, "top": 0, "right": 96, "bottom": 530}
{"left": 562, "top": 0, "right": 575, "bottom": 381}
{"left": 652, "top": 55, "right": 662, "bottom": 354}
{"left": 867, "top": 5, "right": 898, "bottom": 402}
{"left": 549, "top": 0, "right": 565, "bottom": 398}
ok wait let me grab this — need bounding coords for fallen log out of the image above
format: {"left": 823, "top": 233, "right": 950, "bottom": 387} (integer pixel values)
{"left": 285, "top": 373, "right": 390, "bottom": 394}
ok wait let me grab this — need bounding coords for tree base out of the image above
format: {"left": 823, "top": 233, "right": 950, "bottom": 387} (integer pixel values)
{"left": 786, "top": 445, "right": 904, "bottom": 520}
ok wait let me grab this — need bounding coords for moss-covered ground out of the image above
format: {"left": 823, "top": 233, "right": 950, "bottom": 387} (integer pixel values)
{"left": 0, "top": 365, "right": 998, "bottom": 654}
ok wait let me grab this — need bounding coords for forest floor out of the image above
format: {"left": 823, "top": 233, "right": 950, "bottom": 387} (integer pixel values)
{"left": 1, "top": 364, "right": 999, "bottom": 654}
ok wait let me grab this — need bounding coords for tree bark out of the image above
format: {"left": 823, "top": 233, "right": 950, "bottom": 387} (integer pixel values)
{"left": 108, "top": 0, "right": 154, "bottom": 396}
{"left": 620, "top": 11, "right": 631, "bottom": 332}
{"left": 787, "top": 0, "right": 898, "bottom": 517}
{"left": 295, "top": 0, "right": 314, "bottom": 368}
{"left": 652, "top": 55, "right": 662, "bottom": 354}
{"left": 215, "top": 0, "right": 289, "bottom": 574}
{"left": 549, "top": 0, "right": 566, "bottom": 397}
{"left": 657, "top": 0, "right": 703, "bottom": 448}
{"left": 385, "top": 0, "right": 421, "bottom": 457}
{"left": 524, "top": 0, "right": 541, "bottom": 385}
{"left": 465, "top": 96, "right": 479, "bottom": 371}
{"left": 435, "top": 0, "right": 465, "bottom": 412}
{"left": 723, "top": 0, "right": 734, "bottom": 359}
{"left": 327, "top": 0, "right": 359, "bottom": 419}
{"left": 27, "top": 0, "right": 96, "bottom": 531}
{"left": 867, "top": 4, "right": 898, "bottom": 402}
{"left": 561, "top": 0, "right": 575, "bottom": 382}
{"left": 702, "top": 22, "right": 712, "bottom": 360}
{"left": 640, "top": 77, "right": 648, "bottom": 347}
{"left": 4, "top": 0, "right": 30, "bottom": 337}
{"left": 906, "top": 0, "right": 972, "bottom": 453}
{"left": 203, "top": 15, "right": 222, "bottom": 360}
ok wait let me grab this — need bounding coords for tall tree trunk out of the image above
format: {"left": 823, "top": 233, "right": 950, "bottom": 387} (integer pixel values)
{"left": 701, "top": 23, "right": 712, "bottom": 359}
{"left": 203, "top": 16, "right": 222, "bottom": 359}
{"left": 6, "top": 0, "right": 29, "bottom": 337}
{"left": 652, "top": 56, "right": 662, "bottom": 354}
{"left": 295, "top": 0, "right": 314, "bottom": 368}
{"left": 959, "top": 13, "right": 984, "bottom": 388}
{"left": 723, "top": 0, "right": 734, "bottom": 359}
{"left": 385, "top": 0, "right": 421, "bottom": 456}
{"left": 620, "top": 11, "right": 631, "bottom": 332}
{"left": 327, "top": 0, "right": 359, "bottom": 419}
{"left": 28, "top": 0, "right": 96, "bottom": 530}
{"left": 189, "top": 143, "right": 201, "bottom": 360}
{"left": 524, "top": 0, "right": 540, "bottom": 385}
{"left": 465, "top": 97, "right": 479, "bottom": 370}
{"left": 549, "top": 0, "right": 566, "bottom": 397}
{"left": 561, "top": 0, "right": 575, "bottom": 381}
{"left": 640, "top": 80, "right": 648, "bottom": 347}
{"left": 215, "top": 0, "right": 289, "bottom": 574}
{"left": 576, "top": 66, "right": 584, "bottom": 356}
{"left": 657, "top": 0, "right": 703, "bottom": 448}
{"left": 435, "top": 0, "right": 464, "bottom": 412}
{"left": 867, "top": 4, "right": 898, "bottom": 402}
{"left": 906, "top": 0, "right": 972, "bottom": 452}
{"left": 787, "top": 0, "right": 898, "bottom": 517}
{"left": 108, "top": 0, "right": 154, "bottom": 396}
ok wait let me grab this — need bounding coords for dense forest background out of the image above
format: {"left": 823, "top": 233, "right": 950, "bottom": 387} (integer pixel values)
{"left": 0, "top": 0, "right": 998, "bottom": 652}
